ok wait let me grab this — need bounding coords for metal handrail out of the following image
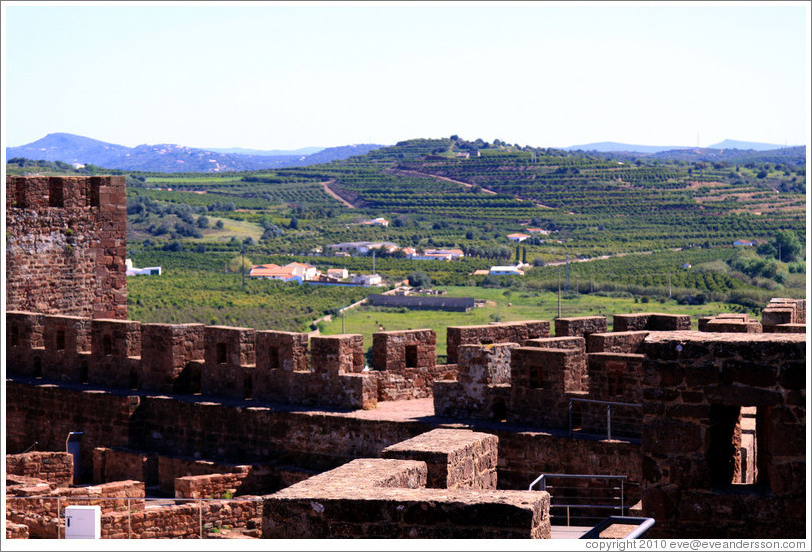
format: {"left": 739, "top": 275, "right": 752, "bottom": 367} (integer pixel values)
{"left": 580, "top": 516, "right": 656, "bottom": 539}
{"left": 529, "top": 473, "right": 628, "bottom": 527}
{"left": 568, "top": 397, "right": 641, "bottom": 440}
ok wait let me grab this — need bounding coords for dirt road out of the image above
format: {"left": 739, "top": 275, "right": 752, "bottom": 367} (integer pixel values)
{"left": 321, "top": 179, "right": 355, "bottom": 208}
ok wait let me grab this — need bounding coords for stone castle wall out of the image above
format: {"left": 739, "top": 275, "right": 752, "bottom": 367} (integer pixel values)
{"left": 6, "top": 176, "right": 127, "bottom": 320}
{"left": 446, "top": 320, "right": 550, "bottom": 364}
{"left": 6, "top": 452, "right": 75, "bottom": 488}
{"left": 5, "top": 379, "right": 644, "bottom": 499}
{"left": 640, "top": 332, "right": 806, "bottom": 538}
{"left": 6, "top": 313, "right": 467, "bottom": 410}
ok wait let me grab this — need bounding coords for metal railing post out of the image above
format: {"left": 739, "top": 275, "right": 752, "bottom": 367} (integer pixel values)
{"left": 568, "top": 400, "right": 573, "bottom": 436}
{"left": 199, "top": 499, "right": 203, "bottom": 539}
{"left": 128, "top": 498, "right": 132, "bottom": 539}
{"left": 621, "top": 479, "right": 625, "bottom": 514}
{"left": 607, "top": 403, "right": 612, "bottom": 440}
{"left": 57, "top": 498, "right": 61, "bottom": 539}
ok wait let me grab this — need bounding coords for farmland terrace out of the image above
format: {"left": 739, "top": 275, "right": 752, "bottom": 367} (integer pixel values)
{"left": 4, "top": 175, "right": 807, "bottom": 540}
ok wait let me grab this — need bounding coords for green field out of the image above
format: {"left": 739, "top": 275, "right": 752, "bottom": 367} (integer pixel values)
{"left": 319, "top": 286, "right": 738, "bottom": 360}
{"left": 11, "top": 139, "right": 805, "bottom": 336}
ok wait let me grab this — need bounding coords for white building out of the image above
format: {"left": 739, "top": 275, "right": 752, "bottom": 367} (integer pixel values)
{"left": 125, "top": 259, "right": 161, "bottom": 276}
{"left": 489, "top": 266, "right": 524, "bottom": 276}
{"left": 352, "top": 274, "right": 383, "bottom": 286}
{"left": 326, "top": 268, "right": 349, "bottom": 280}
{"left": 248, "top": 262, "right": 320, "bottom": 283}
{"left": 327, "top": 241, "right": 399, "bottom": 255}
{"left": 362, "top": 217, "right": 389, "bottom": 227}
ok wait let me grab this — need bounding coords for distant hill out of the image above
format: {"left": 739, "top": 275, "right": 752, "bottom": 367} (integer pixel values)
{"left": 564, "top": 139, "right": 802, "bottom": 154}
{"left": 645, "top": 146, "right": 806, "bottom": 165}
{"left": 563, "top": 141, "right": 688, "bottom": 153}
{"left": 206, "top": 146, "right": 323, "bottom": 156}
{"left": 708, "top": 139, "right": 794, "bottom": 151}
{"left": 6, "top": 133, "right": 385, "bottom": 173}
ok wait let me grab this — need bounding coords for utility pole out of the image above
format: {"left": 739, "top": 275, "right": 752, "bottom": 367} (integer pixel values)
{"left": 565, "top": 248, "right": 570, "bottom": 291}
{"left": 241, "top": 244, "right": 246, "bottom": 290}
{"left": 590, "top": 265, "right": 594, "bottom": 294}
{"left": 557, "top": 266, "right": 562, "bottom": 319}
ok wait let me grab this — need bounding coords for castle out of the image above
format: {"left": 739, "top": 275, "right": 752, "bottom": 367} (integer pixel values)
{"left": 4, "top": 176, "right": 807, "bottom": 540}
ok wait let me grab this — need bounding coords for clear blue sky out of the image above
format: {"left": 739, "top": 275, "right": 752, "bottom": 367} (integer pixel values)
{"left": 2, "top": 1, "right": 810, "bottom": 150}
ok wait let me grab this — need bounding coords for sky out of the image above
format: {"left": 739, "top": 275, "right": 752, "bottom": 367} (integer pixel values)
{"left": 2, "top": 1, "right": 810, "bottom": 151}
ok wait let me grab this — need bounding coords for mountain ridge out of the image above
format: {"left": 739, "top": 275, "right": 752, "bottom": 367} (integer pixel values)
{"left": 564, "top": 139, "right": 798, "bottom": 153}
{"left": 6, "top": 133, "right": 384, "bottom": 173}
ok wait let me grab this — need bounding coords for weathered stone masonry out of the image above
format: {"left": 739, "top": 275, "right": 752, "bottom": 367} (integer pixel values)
{"left": 6, "top": 175, "right": 127, "bottom": 320}
{"left": 640, "top": 332, "right": 806, "bottom": 539}
{"left": 4, "top": 175, "right": 807, "bottom": 539}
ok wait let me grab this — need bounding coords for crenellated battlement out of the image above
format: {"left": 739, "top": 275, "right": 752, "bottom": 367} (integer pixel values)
{"left": 5, "top": 175, "right": 120, "bottom": 211}
{"left": 7, "top": 302, "right": 805, "bottom": 418}
{"left": 4, "top": 313, "right": 447, "bottom": 410}
{"left": 5, "top": 175, "right": 127, "bottom": 320}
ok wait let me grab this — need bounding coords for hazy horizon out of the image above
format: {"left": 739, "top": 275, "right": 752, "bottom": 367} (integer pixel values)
{"left": 7, "top": 131, "right": 805, "bottom": 153}
{"left": 3, "top": 2, "right": 810, "bottom": 151}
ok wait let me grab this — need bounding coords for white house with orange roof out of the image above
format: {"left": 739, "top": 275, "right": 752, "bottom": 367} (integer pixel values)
{"left": 286, "top": 261, "right": 320, "bottom": 281}
{"left": 506, "top": 233, "right": 530, "bottom": 243}
{"left": 249, "top": 262, "right": 320, "bottom": 283}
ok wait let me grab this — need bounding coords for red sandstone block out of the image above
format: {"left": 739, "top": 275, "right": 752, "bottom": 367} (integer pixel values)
{"left": 141, "top": 324, "right": 204, "bottom": 393}
{"left": 446, "top": 321, "right": 550, "bottom": 364}
{"left": 91, "top": 319, "right": 142, "bottom": 357}
{"left": 587, "top": 352, "right": 645, "bottom": 403}
{"left": 311, "top": 334, "right": 363, "bottom": 375}
{"left": 256, "top": 330, "right": 309, "bottom": 372}
{"left": 382, "top": 429, "right": 498, "bottom": 490}
{"left": 587, "top": 331, "right": 648, "bottom": 354}
{"left": 554, "top": 316, "right": 607, "bottom": 337}
{"left": 372, "top": 329, "right": 437, "bottom": 371}
{"left": 705, "top": 320, "right": 762, "bottom": 333}
{"left": 525, "top": 336, "right": 585, "bottom": 351}
{"left": 770, "top": 323, "right": 806, "bottom": 334}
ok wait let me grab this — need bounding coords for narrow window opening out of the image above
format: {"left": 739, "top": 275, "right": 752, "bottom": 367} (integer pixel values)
{"left": 88, "top": 177, "right": 101, "bottom": 207}
{"left": 15, "top": 181, "right": 27, "bottom": 208}
{"left": 738, "top": 406, "right": 758, "bottom": 485}
{"left": 529, "top": 362, "right": 544, "bottom": 389}
{"left": 10, "top": 325, "right": 19, "bottom": 347}
{"left": 570, "top": 402, "right": 583, "bottom": 432}
{"left": 56, "top": 330, "right": 66, "bottom": 351}
{"left": 48, "top": 178, "right": 64, "bottom": 207}
{"left": 80, "top": 360, "right": 89, "bottom": 383}
{"left": 217, "top": 343, "right": 228, "bottom": 364}
{"left": 129, "top": 366, "right": 138, "bottom": 390}
{"left": 268, "top": 346, "right": 279, "bottom": 369}
{"left": 243, "top": 372, "right": 253, "bottom": 400}
{"left": 491, "top": 397, "right": 507, "bottom": 422}
{"left": 405, "top": 344, "right": 418, "bottom": 368}
{"left": 481, "top": 338, "right": 494, "bottom": 345}
{"left": 103, "top": 335, "right": 113, "bottom": 356}
{"left": 33, "top": 358, "right": 42, "bottom": 378}
{"left": 607, "top": 363, "right": 625, "bottom": 397}
{"left": 709, "top": 404, "right": 759, "bottom": 487}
